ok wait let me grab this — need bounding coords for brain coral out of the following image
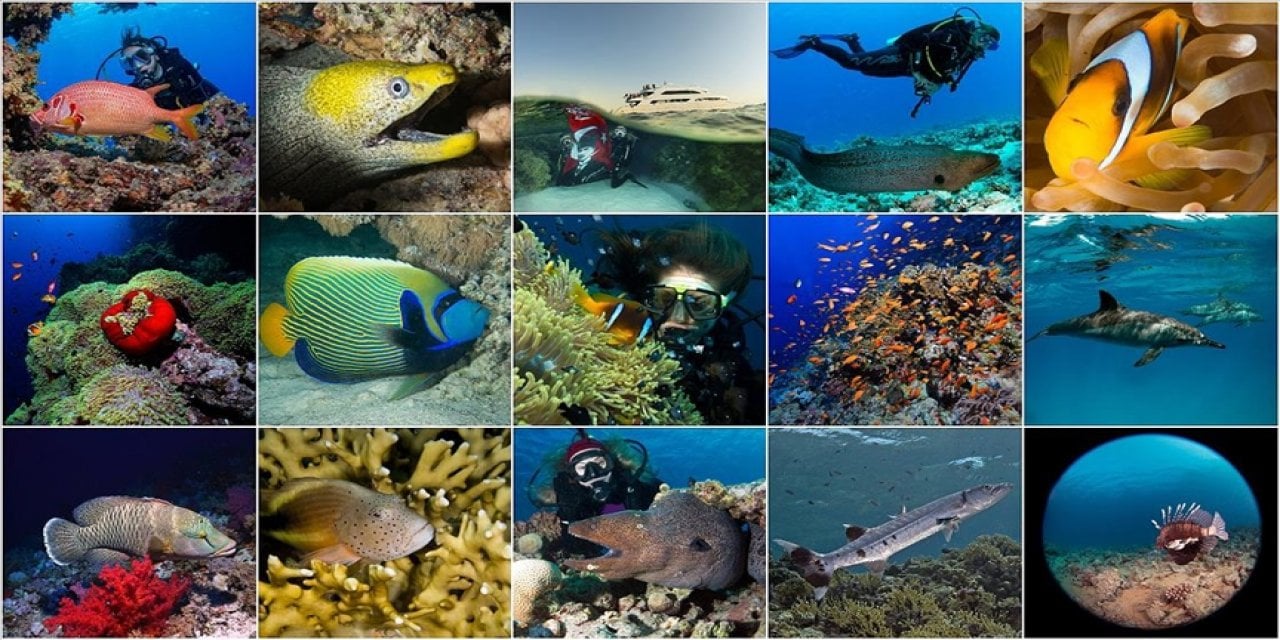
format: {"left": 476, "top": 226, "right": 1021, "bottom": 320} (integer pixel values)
{"left": 258, "top": 428, "right": 510, "bottom": 637}
{"left": 512, "top": 559, "right": 561, "bottom": 626}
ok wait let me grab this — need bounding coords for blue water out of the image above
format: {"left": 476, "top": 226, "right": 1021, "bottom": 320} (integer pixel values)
{"left": 769, "top": 214, "right": 1020, "bottom": 371}
{"left": 770, "top": 428, "right": 1021, "bottom": 563}
{"left": 522, "top": 214, "right": 766, "bottom": 372}
{"left": 769, "top": 3, "right": 1021, "bottom": 146}
{"left": 1025, "top": 215, "right": 1277, "bottom": 425}
{"left": 513, "top": 428, "right": 765, "bottom": 522}
{"left": 21, "top": 3, "right": 256, "bottom": 114}
{"left": 1044, "top": 433, "right": 1261, "bottom": 552}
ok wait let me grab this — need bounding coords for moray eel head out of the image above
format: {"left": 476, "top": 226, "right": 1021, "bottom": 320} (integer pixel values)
{"left": 304, "top": 60, "right": 477, "bottom": 166}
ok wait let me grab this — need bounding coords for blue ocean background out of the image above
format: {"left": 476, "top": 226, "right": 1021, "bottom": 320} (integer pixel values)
{"left": 770, "top": 428, "right": 1021, "bottom": 563}
{"left": 522, "top": 214, "right": 766, "bottom": 373}
{"left": 1025, "top": 215, "right": 1277, "bottom": 425}
{"left": 769, "top": 2, "right": 1020, "bottom": 146}
{"left": 1044, "top": 433, "right": 1261, "bottom": 552}
{"left": 514, "top": 428, "right": 765, "bottom": 522}
{"left": 20, "top": 3, "right": 256, "bottom": 114}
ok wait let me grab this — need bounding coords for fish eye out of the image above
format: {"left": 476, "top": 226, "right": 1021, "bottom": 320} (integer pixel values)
{"left": 388, "top": 77, "right": 410, "bottom": 99}
{"left": 1111, "top": 92, "right": 1131, "bottom": 118}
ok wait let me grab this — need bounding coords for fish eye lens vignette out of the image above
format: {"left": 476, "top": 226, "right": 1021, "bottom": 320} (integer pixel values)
{"left": 0, "top": 0, "right": 1278, "bottom": 639}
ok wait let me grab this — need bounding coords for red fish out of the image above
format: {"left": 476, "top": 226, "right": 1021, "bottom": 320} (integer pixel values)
{"left": 47, "top": 280, "right": 57, "bottom": 294}
{"left": 30, "top": 81, "right": 203, "bottom": 141}
{"left": 1153, "top": 503, "right": 1228, "bottom": 565}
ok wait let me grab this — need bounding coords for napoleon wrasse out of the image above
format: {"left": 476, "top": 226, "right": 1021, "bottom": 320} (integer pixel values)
{"left": 1026, "top": 3, "right": 1276, "bottom": 212}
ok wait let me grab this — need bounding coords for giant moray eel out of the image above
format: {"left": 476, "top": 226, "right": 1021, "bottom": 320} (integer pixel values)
{"left": 770, "top": 128, "right": 999, "bottom": 194}
{"left": 261, "top": 60, "right": 478, "bottom": 208}
{"left": 564, "top": 492, "right": 747, "bottom": 590}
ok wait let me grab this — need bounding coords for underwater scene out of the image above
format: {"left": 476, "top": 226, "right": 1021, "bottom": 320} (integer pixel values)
{"left": 514, "top": 215, "right": 766, "bottom": 426}
{"left": 1033, "top": 431, "right": 1271, "bottom": 634}
{"left": 770, "top": 214, "right": 1022, "bottom": 425}
{"left": 3, "top": 3, "right": 256, "bottom": 211}
{"left": 3, "top": 428, "right": 257, "bottom": 637}
{"left": 1025, "top": 214, "right": 1277, "bottom": 425}
{"left": 513, "top": 3, "right": 766, "bottom": 212}
{"left": 769, "top": 3, "right": 1022, "bottom": 212}
{"left": 258, "top": 428, "right": 510, "bottom": 637}
{"left": 769, "top": 428, "right": 1021, "bottom": 638}
{"left": 3, "top": 214, "right": 256, "bottom": 425}
{"left": 257, "top": 215, "right": 510, "bottom": 426}
{"left": 513, "top": 427, "right": 765, "bottom": 638}
{"left": 258, "top": 3, "right": 510, "bottom": 212}
{"left": 1025, "top": 3, "right": 1277, "bottom": 212}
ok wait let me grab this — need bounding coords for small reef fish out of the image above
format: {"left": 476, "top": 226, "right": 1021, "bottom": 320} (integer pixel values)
{"left": 776, "top": 483, "right": 1012, "bottom": 600}
{"left": 31, "top": 251, "right": 37, "bottom": 262}
{"left": 571, "top": 282, "right": 653, "bottom": 345}
{"left": 260, "top": 60, "right": 477, "bottom": 208}
{"left": 1152, "top": 502, "right": 1227, "bottom": 565}
{"left": 1029, "top": 290, "right": 1225, "bottom": 366}
{"left": 40, "top": 294, "right": 57, "bottom": 304}
{"left": 47, "top": 280, "right": 56, "bottom": 294}
{"left": 10, "top": 262, "right": 22, "bottom": 269}
{"left": 564, "top": 492, "right": 747, "bottom": 590}
{"left": 43, "top": 496, "right": 236, "bottom": 567}
{"left": 29, "top": 81, "right": 203, "bottom": 141}
{"left": 768, "top": 128, "right": 999, "bottom": 193}
{"left": 10, "top": 273, "right": 20, "bottom": 281}
{"left": 27, "top": 321, "right": 43, "bottom": 337}
{"left": 259, "top": 256, "right": 490, "bottom": 398}
{"left": 261, "top": 478, "right": 435, "bottom": 564}
{"left": 1035, "top": 9, "right": 1209, "bottom": 182}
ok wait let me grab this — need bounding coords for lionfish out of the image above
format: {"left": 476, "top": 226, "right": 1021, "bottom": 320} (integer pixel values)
{"left": 1152, "top": 502, "right": 1228, "bottom": 565}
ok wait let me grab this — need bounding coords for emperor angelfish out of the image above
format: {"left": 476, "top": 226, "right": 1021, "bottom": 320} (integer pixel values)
{"left": 43, "top": 496, "right": 236, "bottom": 567}
{"left": 260, "top": 257, "right": 489, "bottom": 395}
{"left": 1039, "top": 9, "right": 1209, "bottom": 182}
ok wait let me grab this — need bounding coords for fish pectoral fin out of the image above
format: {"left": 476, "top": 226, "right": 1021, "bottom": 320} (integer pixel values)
{"left": 143, "top": 124, "right": 173, "bottom": 142}
{"left": 388, "top": 371, "right": 447, "bottom": 401}
{"left": 1135, "top": 346, "right": 1164, "bottom": 367}
{"left": 302, "top": 543, "right": 363, "bottom": 566}
{"left": 943, "top": 520, "right": 959, "bottom": 542}
{"left": 145, "top": 83, "right": 172, "bottom": 97}
{"left": 1029, "top": 37, "right": 1070, "bottom": 107}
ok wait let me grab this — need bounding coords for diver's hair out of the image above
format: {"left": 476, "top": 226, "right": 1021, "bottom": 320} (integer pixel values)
{"left": 596, "top": 222, "right": 752, "bottom": 298}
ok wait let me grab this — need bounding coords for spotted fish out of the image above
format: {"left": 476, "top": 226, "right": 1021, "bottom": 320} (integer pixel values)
{"left": 43, "top": 496, "right": 236, "bottom": 567}
{"left": 261, "top": 478, "right": 435, "bottom": 564}
{"left": 769, "top": 128, "right": 999, "bottom": 193}
{"left": 259, "top": 256, "right": 489, "bottom": 397}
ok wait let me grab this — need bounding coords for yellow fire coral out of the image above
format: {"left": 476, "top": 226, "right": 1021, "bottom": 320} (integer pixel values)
{"left": 258, "top": 428, "right": 510, "bottom": 637}
{"left": 1026, "top": 3, "right": 1276, "bottom": 211}
{"left": 512, "top": 227, "right": 702, "bottom": 425}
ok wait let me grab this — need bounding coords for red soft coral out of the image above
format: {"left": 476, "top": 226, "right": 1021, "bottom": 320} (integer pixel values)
{"left": 43, "top": 556, "right": 189, "bottom": 638}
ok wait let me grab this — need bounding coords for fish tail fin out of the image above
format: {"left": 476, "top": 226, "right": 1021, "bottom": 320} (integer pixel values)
{"left": 43, "top": 518, "right": 86, "bottom": 566}
{"left": 260, "top": 302, "right": 296, "bottom": 357}
{"left": 171, "top": 102, "right": 204, "bottom": 140}
{"left": 774, "top": 538, "right": 834, "bottom": 601}
{"left": 1213, "top": 512, "right": 1228, "bottom": 541}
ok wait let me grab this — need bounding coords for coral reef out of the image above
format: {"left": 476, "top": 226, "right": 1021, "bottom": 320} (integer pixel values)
{"left": 513, "top": 559, "right": 562, "bottom": 626}
{"left": 770, "top": 534, "right": 1022, "bottom": 637}
{"left": 652, "top": 139, "right": 766, "bottom": 212}
{"left": 1047, "top": 526, "right": 1260, "bottom": 629}
{"left": 512, "top": 227, "right": 701, "bottom": 425}
{"left": 4, "top": 269, "right": 256, "bottom": 425}
{"left": 58, "top": 241, "right": 249, "bottom": 294}
{"left": 259, "top": 3, "right": 510, "bottom": 211}
{"left": 258, "top": 428, "right": 511, "bottom": 637}
{"left": 1025, "top": 3, "right": 1276, "bottom": 212}
{"left": 43, "top": 557, "right": 188, "bottom": 638}
{"left": 770, "top": 120, "right": 1023, "bottom": 213}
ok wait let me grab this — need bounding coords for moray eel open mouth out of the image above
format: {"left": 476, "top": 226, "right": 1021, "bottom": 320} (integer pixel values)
{"left": 371, "top": 83, "right": 468, "bottom": 146}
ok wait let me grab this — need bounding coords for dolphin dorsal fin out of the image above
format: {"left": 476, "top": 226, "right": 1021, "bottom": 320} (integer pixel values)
{"left": 1098, "top": 290, "right": 1122, "bottom": 311}
{"left": 843, "top": 524, "right": 867, "bottom": 542}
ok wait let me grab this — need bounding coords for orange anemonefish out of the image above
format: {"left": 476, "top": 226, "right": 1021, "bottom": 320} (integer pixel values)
{"left": 1037, "top": 9, "right": 1210, "bottom": 183}
{"left": 27, "top": 321, "right": 43, "bottom": 337}
{"left": 571, "top": 282, "right": 653, "bottom": 345}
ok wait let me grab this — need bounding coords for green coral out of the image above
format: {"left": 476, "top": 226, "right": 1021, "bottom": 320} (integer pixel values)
{"left": 653, "top": 140, "right": 765, "bottom": 212}
{"left": 258, "top": 429, "right": 510, "bottom": 638}
{"left": 72, "top": 365, "right": 189, "bottom": 425}
{"left": 514, "top": 149, "right": 552, "bottom": 193}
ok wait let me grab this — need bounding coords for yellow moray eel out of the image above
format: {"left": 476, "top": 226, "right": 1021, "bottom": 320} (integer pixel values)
{"left": 261, "top": 60, "right": 478, "bottom": 208}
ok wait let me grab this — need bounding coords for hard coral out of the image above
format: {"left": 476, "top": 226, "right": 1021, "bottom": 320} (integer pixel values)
{"left": 74, "top": 365, "right": 190, "bottom": 425}
{"left": 43, "top": 556, "right": 189, "bottom": 638}
{"left": 512, "top": 559, "right": 562, "bottom": 626}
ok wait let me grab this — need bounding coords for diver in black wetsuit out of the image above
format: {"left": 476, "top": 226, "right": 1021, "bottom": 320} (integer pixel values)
{"left": 96, "top": 28, "right": 220, "bottom": 109}
{"left": 772, "top": 7, "right": 1000, "bottom": 117}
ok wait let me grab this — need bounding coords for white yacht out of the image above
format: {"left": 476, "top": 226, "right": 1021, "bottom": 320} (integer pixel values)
{"left": 615, "top": 83, "right": 742, "bottom": 115}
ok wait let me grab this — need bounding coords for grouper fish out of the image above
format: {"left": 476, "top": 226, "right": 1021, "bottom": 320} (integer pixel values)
{"left": 769, "top": 128, "right": 999, "bottom": 194}
{"left": 564, "top": 492, "right": 747, "bottom": 590}
{"left": 260, "top": 60, "right": 478, "bottom": 208}
{"left": 43, "top": 496, "right": 236, "bottom": 567}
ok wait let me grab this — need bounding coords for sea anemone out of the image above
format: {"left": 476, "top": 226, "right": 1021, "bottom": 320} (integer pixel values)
{"left": 1025, "top": 3, "right": 1276, "bottom": 212}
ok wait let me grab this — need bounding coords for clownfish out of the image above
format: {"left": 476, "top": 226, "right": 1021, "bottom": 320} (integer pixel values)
{"left": 1036, "top": 9, "right": 1210, "bottom": 184}
{"left": 571, "top": 282, "right": 653, "bottom": 345}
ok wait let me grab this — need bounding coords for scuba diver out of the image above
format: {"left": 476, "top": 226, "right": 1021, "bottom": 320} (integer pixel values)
{"left": 96, "top": 27, "right": 220, "bottom": 109}
{"left": 528, "top": 430, "right": 663, "bottom": 554}
{"left": 590, "top": 223, "right": 766, "bottom": 425}
{"left": 555, "top": 106, "right": 643, "bottom": 188}
{"left": 772, "top": 7, "right": 1000, "bottom": 117}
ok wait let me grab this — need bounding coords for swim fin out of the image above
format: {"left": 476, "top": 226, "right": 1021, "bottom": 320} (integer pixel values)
{"left": 770, "top": 42, "right": 814, "bottom": 59}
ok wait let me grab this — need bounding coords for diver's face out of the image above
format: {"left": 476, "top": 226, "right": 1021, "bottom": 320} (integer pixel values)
{"left": 652, "top": 266, "right": 722, "bottom": 343}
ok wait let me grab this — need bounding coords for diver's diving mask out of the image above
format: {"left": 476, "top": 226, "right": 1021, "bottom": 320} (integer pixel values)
{"left": 120, "top": 44, "right": 158, "bottom": 78}
{"left": 645, "top": 282, "right": 728, "bottom": 321}
{"left": 570, "top": 452, "right": 614, "bottom": 501}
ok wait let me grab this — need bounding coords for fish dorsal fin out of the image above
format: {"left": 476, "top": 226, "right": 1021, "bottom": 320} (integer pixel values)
{"left": 843, "top": 524, "right": 867, "bottom": 542}
{"left": 1098, "top": 290, "right": 1121, "bottom": 311}
{"left": 145, "top": 83, "right": 172, "bottom": 97}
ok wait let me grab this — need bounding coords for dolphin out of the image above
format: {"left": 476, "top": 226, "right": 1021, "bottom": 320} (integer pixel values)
{"left": 1030, "top": 290, "right": 1225, "bottom": 366}
{"left": 1181, "top": 295, "right": 1263, "bottom": 327}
